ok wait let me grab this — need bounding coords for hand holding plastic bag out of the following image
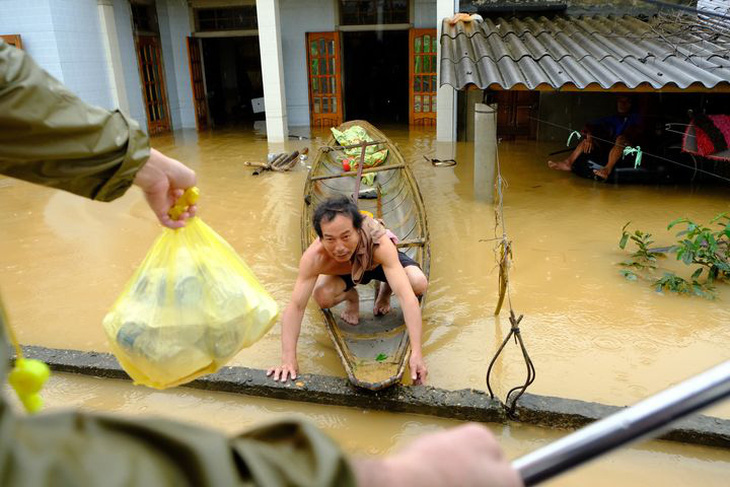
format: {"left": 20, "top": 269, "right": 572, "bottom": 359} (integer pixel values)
{"left": 103, "top": 188, "right": 278, "bottom": 389}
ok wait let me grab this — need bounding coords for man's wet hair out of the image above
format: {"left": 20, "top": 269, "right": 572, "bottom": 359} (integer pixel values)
{"left": 313, "top": 196, "right": 363, "bottom": 238}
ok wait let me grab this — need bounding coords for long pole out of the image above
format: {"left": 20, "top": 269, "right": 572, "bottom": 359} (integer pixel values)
{"left": 512, "top": 360, "right": 730, "bottom": 486}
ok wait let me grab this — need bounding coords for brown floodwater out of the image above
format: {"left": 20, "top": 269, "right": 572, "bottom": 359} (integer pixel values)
{"left": 5, "top": 372, "right": 729, "bottom": 487}
{"left": 2, "top": 125, "right": 729, "bottom": 482}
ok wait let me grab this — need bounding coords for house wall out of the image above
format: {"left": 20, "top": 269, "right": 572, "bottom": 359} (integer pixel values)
{"left": 156, "top": 0, "right": 196, "bottom": 130}
{"left": 111, "top": 1, "right": 147, "bottom": 127}
{"left": 0, "top": 0, "right": 114, "bottom": 110}
{"left": 414, "top": 0, "right": 437, "bottom": 28}
{"left": 0, "top": 0, "right": 63, "bottom": 80}
{"left": 280, "top": 0, "right": 336, "bottom": 127}
{"left": 278, "top": 0, "right": 436, "bottom": 128}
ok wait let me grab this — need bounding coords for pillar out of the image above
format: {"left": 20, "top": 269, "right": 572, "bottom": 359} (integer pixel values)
{"left": 98, "top": 0, "right": 130, "bottom": 114}
{"left": 256, "top": 0, "right": 288, "bottom": 142}
{"left": 474, "top": 103, "right": 497, "bottom": 202}
{"left": 436, "top": 0, "right": 457, "bottom": 142}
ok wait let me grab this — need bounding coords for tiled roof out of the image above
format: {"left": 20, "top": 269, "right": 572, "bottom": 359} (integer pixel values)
{"left": 439, "top": 14, "right": 730, "bottom": 91}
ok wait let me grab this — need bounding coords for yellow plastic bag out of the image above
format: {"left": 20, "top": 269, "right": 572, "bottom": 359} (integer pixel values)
{"left": 103, "top": 197, "right": 278, "bottom": 389}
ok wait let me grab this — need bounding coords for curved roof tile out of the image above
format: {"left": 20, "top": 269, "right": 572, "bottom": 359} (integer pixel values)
{"left": 440, "top": 14, "right": 730, "bottom": 90}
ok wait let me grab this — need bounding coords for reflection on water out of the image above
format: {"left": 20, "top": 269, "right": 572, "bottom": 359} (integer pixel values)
{"left": 5, "top": 373, "right": 729, "bottom": 487}
{"left": 1, "top": 125, "right": 728, "bottom": 442}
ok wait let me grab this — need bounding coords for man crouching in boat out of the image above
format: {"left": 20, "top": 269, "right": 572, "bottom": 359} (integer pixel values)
{"left": 267, "top": 195, "right": 429, "bottom": 384}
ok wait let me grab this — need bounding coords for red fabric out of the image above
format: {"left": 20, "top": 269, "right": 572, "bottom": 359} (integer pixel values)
{"left": 710, "top": 115, "right": 730, "bottom": 145}
{"left": 695, "top": 127, "right": 716, "bottom": 156}
{"left": 683, "top": 115, "right": 730, "bottom": 160}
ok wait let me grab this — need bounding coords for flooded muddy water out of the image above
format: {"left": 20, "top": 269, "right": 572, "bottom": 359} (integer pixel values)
{"left": 5, "top": 372, "right": 729, "bottom": 487}
{"left": 2, "top": 125, "right": 729, "bottom": 481}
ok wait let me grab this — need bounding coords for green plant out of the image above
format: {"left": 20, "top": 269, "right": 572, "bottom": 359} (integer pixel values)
{"left": 619, "top": 222, "right": 664, "bottom": 271}
{"left": 618, "top": 213, "right": 729, "bottom": 299}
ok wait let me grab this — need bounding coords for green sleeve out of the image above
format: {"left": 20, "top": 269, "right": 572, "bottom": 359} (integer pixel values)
{"left": 0, "top": 40, "right": 150, "bottom": 202}
{"left": 0, "top": 301, "right": 356, "bottom": 486}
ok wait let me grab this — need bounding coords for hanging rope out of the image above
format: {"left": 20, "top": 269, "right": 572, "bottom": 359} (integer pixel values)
{"left": 486, "top": 310, "right": 537, "bottom": 417}
{"left": 485, "top": 145, "right": 536, "bottom": 418}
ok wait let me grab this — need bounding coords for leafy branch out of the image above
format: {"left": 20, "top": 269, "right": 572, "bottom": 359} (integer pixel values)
{"left": 618, "top": 213, "right": 729, "bottom": 299}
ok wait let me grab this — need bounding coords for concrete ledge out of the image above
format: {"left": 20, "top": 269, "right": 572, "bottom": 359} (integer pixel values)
{"left": 22, "top": 345, "right": 505, "bottom": 424}
{"left": 515, "top": 393, "right": 730, "bottom": 450}
{"left": 22, "top": 345, "right": 730, "bottom": 450}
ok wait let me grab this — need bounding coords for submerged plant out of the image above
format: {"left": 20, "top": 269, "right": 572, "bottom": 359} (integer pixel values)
{"left": 618, "top": 213, "right": 730, "bottom": 299}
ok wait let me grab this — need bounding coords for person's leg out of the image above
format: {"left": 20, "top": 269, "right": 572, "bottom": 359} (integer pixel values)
{"left": 313, "top": 275, "right": 360, "bottom": 325}
{"left": 548, "top": 138, "right": 589, "bottom": 171}
{"left": 594, "top": 135, "right": 628, "bottom": 180}
{"left": 374, "top": 263, "right": 428, "bottom": 316}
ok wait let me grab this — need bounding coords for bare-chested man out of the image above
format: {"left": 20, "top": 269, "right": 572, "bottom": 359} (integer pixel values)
{"left": 267, "top": 196, "right": 429, "bottom": 385}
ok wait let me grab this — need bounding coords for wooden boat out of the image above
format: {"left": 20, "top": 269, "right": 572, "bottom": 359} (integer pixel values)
{"left": 301, "top": 120, "right": 430, "bottom": 390}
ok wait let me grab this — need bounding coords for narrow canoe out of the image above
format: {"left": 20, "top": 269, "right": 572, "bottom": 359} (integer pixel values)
{"left": 301, "top": 120, "right": 430, "bottom": 390}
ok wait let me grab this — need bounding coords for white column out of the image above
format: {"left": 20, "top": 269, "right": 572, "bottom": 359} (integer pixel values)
{"left": 256, "top": 0, "right": 288, "bottom": 142}
{"left": 97, "top": 0, "right": 130, "bottom": 114}
{"left": 436, "top": 0, "right": 457, "bottom": 142}
{"left": 474, "top": 103, "right": 497, "bottom": 202}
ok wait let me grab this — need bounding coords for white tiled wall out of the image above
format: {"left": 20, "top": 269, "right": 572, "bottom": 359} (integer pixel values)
{"left": 0, "top": 0, "right": 63, "bottom": 80}
{"left": 48, "top": 0, "right": 114, "bottom": 109}
{"left": 415, "top": 0, "right": 437, "bottom": 28}
{"left": 0, "top": 0, "right": 113, "bottom": 109}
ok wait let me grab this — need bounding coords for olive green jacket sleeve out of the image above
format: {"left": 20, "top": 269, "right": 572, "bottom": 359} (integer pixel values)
{"left": 1, "top": 301, "right": 355, "bottom": 487}
{"left": 0, "top": 40, "right": 149, "bottom": 202}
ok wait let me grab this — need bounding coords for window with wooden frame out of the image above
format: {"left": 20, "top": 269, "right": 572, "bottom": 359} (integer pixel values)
{"left": 409, "top": 28, "right": 437, "bottom": 125}
{"left": 306, "top": 32, "right": 344, "bottom": 128}
{"left": 1, "top": 34, "right": 23, "bottom": 49}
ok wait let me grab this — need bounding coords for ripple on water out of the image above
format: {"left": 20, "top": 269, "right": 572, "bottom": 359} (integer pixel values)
{"left": 591, "top": 335, "right": 624, "bottom": 352}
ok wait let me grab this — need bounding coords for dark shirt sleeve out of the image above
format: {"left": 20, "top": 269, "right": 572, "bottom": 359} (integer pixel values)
{"left": 0, "top": 40, "right": 149, "bottom": 202}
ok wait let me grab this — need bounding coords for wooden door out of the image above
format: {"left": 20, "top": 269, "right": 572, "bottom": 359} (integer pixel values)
{"left": 136, "top": 35, "right": 170, "bottom": 135}
{"left": 1, "top": 34, "right": 22, "bottom": 49}
{"left": 496, "top": 91, "right": 539, "bottom": 139}
{"left": 306, "top": 32, "right": 343, "bottom": 128}
{"left": 409, "top": 29, "right": 437, "bottom": 126}
{"left": 187, "top": 36, "right": 208, "bottom": 131}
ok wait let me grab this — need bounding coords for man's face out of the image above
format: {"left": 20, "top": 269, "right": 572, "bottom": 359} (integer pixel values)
{"left": 616, "top": 96, "right": 631, "bottom": 115}
{"left": 320, "top": 213, "right": 360, "bottom": 263}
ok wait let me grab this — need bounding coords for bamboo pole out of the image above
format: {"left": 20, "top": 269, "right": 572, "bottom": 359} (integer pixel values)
{"left": 310, "top": 163, "right": 405, "bottom": 181}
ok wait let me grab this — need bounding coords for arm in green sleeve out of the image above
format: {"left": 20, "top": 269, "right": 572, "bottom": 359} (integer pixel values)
{"left": 0, "top": 40, "right": 150, "bottom": 202}
{"left": 1, "top": 304, "right": 355, "bottom": 487}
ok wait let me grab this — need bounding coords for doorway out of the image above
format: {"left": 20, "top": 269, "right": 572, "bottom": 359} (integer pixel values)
{"left": 200, "top": 36, "right": 263, "bottom": 127}
{"left": 342, "top": 30, "right": 409, "bottom": 124}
